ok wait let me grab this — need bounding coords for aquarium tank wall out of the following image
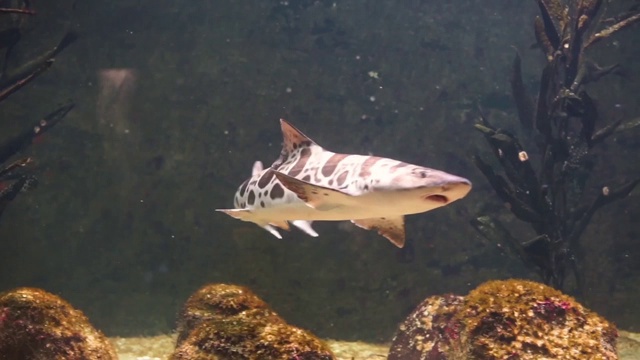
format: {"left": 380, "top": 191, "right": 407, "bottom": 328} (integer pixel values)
{"left": 0, "top": 0, "right": 639, "bottom": 358}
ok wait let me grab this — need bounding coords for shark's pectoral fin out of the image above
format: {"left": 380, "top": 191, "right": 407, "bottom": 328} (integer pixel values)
{"left": 291, "top": 220, "right": 319, "bottom": 237}
{"left": 351, "top": 216, "right": 405, "bottom": 248}
{"left": 273, "top": 170, "right": 353, "bottom": 210}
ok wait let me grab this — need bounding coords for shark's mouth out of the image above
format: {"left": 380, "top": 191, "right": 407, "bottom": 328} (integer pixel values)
{"left": 425, "top": 194, "right": 448, "bottom": 204}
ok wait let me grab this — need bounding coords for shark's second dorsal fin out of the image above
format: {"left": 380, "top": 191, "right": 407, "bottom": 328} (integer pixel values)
{"left": 252, "top": 161, "right": 264, "bottom": 176}
{"left": 272, "top": 119, "right": 319, "bottom": 168}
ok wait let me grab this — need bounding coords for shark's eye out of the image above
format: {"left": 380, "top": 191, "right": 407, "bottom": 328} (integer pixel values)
{"left": 419, "top": 171, "right": 427, "bottom": 178}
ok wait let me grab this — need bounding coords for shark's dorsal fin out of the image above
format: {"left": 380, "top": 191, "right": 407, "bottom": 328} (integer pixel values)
{"left": 272, "top": 119, "right": 319, "bottom": 168}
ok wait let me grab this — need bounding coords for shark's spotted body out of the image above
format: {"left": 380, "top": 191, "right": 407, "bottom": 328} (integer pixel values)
{"left": 217, "top": 120, "right": 472, "bottom": 247}
{"left": 230, "top": 160, "right": 319, "bottom": 239}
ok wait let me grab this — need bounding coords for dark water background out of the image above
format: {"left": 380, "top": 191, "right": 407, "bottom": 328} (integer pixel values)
{"left": 1, "top": 0, "right": 639, "bottom": 342}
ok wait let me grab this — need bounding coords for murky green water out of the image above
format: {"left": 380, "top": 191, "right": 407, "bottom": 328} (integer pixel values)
{"left": 1, "top": 0, "right": 639, "bottom": 355}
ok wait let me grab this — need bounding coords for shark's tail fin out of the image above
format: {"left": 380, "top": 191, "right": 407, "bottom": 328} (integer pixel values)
{"left": 216, "top": 208, "right": 287, "bottom": 239}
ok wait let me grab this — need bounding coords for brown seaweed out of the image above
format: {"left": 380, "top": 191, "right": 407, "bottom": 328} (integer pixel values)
{"left": 471, "top": 0, "right": 640, "bottom": 292}
{"left": 0, "top": 4, "right": 75, "bottom": 222}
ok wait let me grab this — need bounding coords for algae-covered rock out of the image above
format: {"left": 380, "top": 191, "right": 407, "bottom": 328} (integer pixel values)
{"left": 171, "top": 283, "right": 334, "bottom": 360}
{"left": 388, "top": 294, "right": 465, "bottom": 360}
{"left": 0, "top": 287, "right": 117, "bottom": 360}
{"left": 389, "top": 279, "right": 618, "bottom": 360}
{"left": 458, "top": 279, "right": 617, "bottom": 360}
{"left": 175, "top": 283, "right": 282, "bottom": 346}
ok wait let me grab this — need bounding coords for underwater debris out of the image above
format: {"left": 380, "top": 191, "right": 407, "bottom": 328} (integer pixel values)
{"left": 172, "top": 283, "right": 335, "bottom": 360}
{"left": 389, "top": 279, "right": 617, "bottom": 360}
{"left": 0, "top": 287, "right": 117, "bottom": 360}
{"left": 0, "top": 2, "right": 75, "bottom": 222}
{"left": 471, "top": 0, "right": 640, "bottom": 291}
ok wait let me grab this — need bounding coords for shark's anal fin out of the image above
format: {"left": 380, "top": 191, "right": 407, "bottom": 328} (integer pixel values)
{"left": 291, "top": 220, "right": 319, "bottom": 237}
{"left": 273, "top": 170, "right": 352, "bottom": 211}
{"left": 351, "top": 216, "right": 405, "bottom": 248}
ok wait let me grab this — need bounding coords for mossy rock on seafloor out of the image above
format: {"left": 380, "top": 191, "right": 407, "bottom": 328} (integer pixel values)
{"left": 389, "top": 279, "right": 618, "bottom": 360}
{"left": 0, "top": 287, "right": 117, "bottom": 360}
{"left": 171, "top": 283, "right": 335, "bottom": 360}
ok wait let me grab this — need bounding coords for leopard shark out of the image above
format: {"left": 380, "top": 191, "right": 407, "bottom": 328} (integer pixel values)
{"left": 216, "top": 119, "right": 472, "bottom": 247}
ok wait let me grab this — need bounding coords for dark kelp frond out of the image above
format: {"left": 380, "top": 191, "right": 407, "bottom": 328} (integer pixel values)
{"left": 0, "top": 6, "right": 75, "bottom": 223}
{"left": 471, "top": 0, "right": 640, "bottom": 292}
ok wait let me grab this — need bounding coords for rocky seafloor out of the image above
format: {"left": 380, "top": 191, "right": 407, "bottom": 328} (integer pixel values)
{"left": 112, "top": 332, "right": 640, "bottom": 360}
{"left": 3, "top": 281, "right": 639, "bottom": 359}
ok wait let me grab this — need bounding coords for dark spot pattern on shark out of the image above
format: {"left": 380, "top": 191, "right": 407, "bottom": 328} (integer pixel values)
{"left": 270, "top": 183, "right": 285, "bottom": 200}
{"left": 336, "top": 171, "right": 349, "bottom": 186}
{"left": 359, "top": 156, "right": 381, "bottom": 178}
{"left": 238, "top": 179, "right": 249, "bottom": 197}
{"left": 257, "top": 169, "right": 275, "bottom": 188}
{"left": 321, "top": 153, "right": 349, "bottom": 177}
{"left": 287, "top": 147, "right": 311, "bottom": 177}
{"left": 247, "top": 190, "right": 256, "bottom": 205}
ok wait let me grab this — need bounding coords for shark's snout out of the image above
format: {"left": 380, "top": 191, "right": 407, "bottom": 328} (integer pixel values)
{"left": 423, "top": 175, "right": 472, "bottom": 205}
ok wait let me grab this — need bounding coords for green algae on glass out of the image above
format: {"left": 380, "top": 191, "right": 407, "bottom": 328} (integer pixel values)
{"left": 0, "top": 287, "right": 117, "bottom": 360}
{"left": 389, "top": 279, "right": 617, "bottom": 360}
{"left": 172, "top": 283, "right": 335, "bottom": 360}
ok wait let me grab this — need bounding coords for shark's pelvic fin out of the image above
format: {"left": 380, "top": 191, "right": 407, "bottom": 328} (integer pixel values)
{"left": 291, "top": 220, "right": 319, "bottom": 237}
{"left": 351, "top": 216, "right": 406, "bottom": 248}
{"left": 263, "top": 224, "right": 283, "bottom": 239}
{"left": 273, "top": 170, "right": 353, "bottom": 211}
